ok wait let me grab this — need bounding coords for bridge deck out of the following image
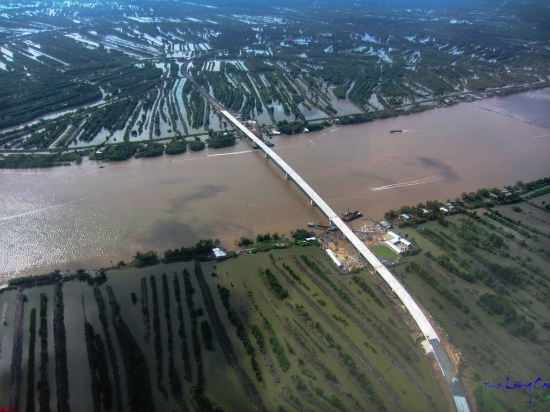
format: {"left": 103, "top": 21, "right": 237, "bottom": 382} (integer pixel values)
{"left": 222, "top": 109, "right": 470, "bottom": 411}
{"left": 223, "top": 109, "right": 438, "bottom": 340}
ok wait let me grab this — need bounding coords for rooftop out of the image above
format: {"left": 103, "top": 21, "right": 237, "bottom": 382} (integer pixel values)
{"left": 212, "top": 248, "right": 227, "bottom": 259}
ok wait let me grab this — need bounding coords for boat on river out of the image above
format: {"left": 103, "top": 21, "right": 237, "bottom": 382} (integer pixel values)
{"left": 341, "top": 211, "right": 362, "bottom": 222}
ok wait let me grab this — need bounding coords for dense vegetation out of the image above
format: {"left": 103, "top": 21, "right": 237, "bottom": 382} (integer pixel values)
{"left": 263, "top": 269, "right": 289, "bottom": 300}
{"left": 408, "top": 262, "right": 469, "bottom": 313}
{"left": 165, "top": 139, "right": 187, "bottom": 155}
{"left": 478, "top": 294, "right": 537, "bottom": 341}
{"left": 135, "top": 142, "right": 164, "bottom": 158}
{"left": 25, "top": 308, "right": 37, "bottom": 412}
{"left": 53, "top": 282, "right": 70, "bottom": 412}
{"left": 182, "top": 268, "right": 215, "bottom": 408}
{"left": 0, "top": 242, "right": 463, "bottom": 411}
{"left": 217, "top": 285, "right": 255, "bottom": 356}
{"left": 84, "top": 321, "right": 112, "bottom": 412}
{"left": 163, "top": 239, "right": 215, "bottom": 263}
{"left": 201, "top": 320, "right": 214, "bottom": 351}
{"left": 93, "top": 287, "right": 123, "bottom": 412}
{"left": 0, "top": 152, "right": 82, "bottom": 169}
{"left": 382, "top": 177, "right": 550, "bottom": 412}
{"left": 104, "top": 286, "right": 154, "bottom": 411}
{"left": 172, "top": 275, "right": 192, "bottom": 382}
{"left": 133, "top": 250, "right": 159, "bottom": 267}
{"left": 352, "top": 276, "right": 384, "bottom": 308}
{"left": 161, "top": 273, "right": 185, "bottom": 407}
{"left": 2, "top": 0, "right": 548, "bottom": 170}
{"left": 94, "top": 142, "right": 138, "bottom": 162}
{"left": 38, "top": 293, "right": 50, "bottom": 412}
{"left": 207, "top": 131, "right": 236, "bottom": 149}
{"left": 8, "top": 270, "right": 62, "bottom": 287}
{"left": 188, "top": 139, "right": 206, "bottom": 151}
{"left": 263, "top": 317, "right": 290, "bottom": 373}
{"left": 149, "top": 275, "right": 168, "bottom": 398}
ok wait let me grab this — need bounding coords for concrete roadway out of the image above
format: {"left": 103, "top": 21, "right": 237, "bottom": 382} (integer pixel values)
{"left": 222, "top": 109, "right": 471, "bottom": 412}
{"left": 181, "top": 56, "right": 470, "bottom": 411}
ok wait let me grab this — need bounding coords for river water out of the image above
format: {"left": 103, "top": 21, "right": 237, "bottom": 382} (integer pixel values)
{"left": 1, "top": 90, "right": 549, "bottom": 279}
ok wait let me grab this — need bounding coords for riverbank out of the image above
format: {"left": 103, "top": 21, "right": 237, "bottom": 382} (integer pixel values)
{"left": 1, "top": 83, "right": 548, "bottom": 169}
{"left": 0, "top": 245, "right": 452, "bottom": 411}
{"left": 1, "top": 89, "right": 549, "bottom": 279}
{"left": 4, "top": 177, "right": 549, "bottom": 411}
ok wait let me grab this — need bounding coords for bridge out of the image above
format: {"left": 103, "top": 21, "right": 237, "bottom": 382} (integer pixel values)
{"left": 181, "top": 57, "right": 469, "bottom": 411}
{"left": 222, "top": 109, "right": 470, "bottom": 412}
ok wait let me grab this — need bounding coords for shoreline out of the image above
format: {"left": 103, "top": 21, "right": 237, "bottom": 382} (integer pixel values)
{"left": 2, "top": 92, "right": 549, "bottom": 280}
{"left": 4, "top": 174, "right": 548, "bottom": 281}
{"left": 1, "top": 83, "right": 548, "bottom": 165}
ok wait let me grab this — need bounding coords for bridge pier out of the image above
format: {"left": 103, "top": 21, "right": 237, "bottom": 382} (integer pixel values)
{"left": 264, "top": 152, "right": 268, "bottom": 159}
{"left": 310, "top": 199, "right": 315, "bottom": 206}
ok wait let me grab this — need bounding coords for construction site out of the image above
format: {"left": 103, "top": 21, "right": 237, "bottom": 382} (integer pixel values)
{"left": 310, "top": 217, "right": 405, "bottom": 272}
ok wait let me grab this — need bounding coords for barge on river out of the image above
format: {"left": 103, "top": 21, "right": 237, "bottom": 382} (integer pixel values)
{"left": 341, "top": 211, "right": 362, "bottom": 222}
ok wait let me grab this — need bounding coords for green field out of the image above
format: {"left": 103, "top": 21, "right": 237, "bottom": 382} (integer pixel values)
{"left": 3, "top": 181, "right": 549, "bottom": 411}
{"left": 387, "top": 194, "right": 550, "bottom": 412}
{"left": 2, "top": 0, "right": 549, "bottom": 167}
{"left": 0, "top": 247, "right": 449, "bottom": 411}
{"left": 370, "top": 245, "right": 399, "bottom": 260}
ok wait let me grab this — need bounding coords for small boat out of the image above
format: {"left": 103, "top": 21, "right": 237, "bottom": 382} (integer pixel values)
{"left": 266, "top": 141, "right": 274, "bottom": 147}
{"left": 341, "top": 210, "right": 362, "bottom": 222}
{"left": 390, "top": 129, "right": 403, "bottom": 133}
{"left": 252, "top": 143, "right": 259, "bottom": 149}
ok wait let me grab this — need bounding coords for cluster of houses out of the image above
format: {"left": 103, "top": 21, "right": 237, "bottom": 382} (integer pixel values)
{"left": 438, "top": 202, "right": 456, "bottom": 214}
{"left": 384, "top": 231, "right": 412, "bottom": 255}
{"left": 376, "top": 221, "right": 413, "bottom": 255}
{"left": 396, "top": 201, "right": 457, "bottom": 218}
{"left": 490, "top": 188, "right": 514, "bottom": 199}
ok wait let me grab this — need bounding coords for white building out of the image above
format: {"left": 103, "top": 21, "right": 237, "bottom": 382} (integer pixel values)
{"left": 384, "top": 231, "right": 412, "bottom": 254}
{"left": 212, "top": 248, "right": 227, "bottom": 260}
{"left": 379, "top": 221, "right": 392, "bottom": 230}
{"left": 325, "top": 249, "right": 343, "bottom": 268}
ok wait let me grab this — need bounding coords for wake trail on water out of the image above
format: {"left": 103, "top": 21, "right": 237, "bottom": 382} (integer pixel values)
{"left": 0, "top": 205, "right": 62, "bottom": 221}
{"left": 207, "top": 150, "right": 253, "bottom": 157}
{"left": 529, "top": 133, "right": 550, "bottom": 139}
{"left": 371, "top": 176, "right": 441, "bottom": 191}
{"left": 0, "top": 186, "right": 137, "bottom": 221}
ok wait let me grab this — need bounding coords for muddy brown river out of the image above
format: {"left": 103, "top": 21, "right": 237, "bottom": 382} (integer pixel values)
{"left": 1, "top": 90, "right": 549, "bottom": 279}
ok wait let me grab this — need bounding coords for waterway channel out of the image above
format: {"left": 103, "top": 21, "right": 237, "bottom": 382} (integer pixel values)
{"left": 1, "top": 90, "right": 549, "bottom": 279}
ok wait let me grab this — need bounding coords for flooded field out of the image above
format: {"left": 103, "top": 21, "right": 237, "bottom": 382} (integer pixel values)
{"left": 388, "top": 195, "right": 550, "bottom": 410}
{"left": 0, "top": 247, "right": 449, "bottom": 411}
{"left": 1, "top": 90, "right": 550, "bottom": 279}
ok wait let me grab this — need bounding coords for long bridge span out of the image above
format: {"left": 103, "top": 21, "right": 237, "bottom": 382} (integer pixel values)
{"left": 222, "top": 109, "right": 470, "bottom": 412}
